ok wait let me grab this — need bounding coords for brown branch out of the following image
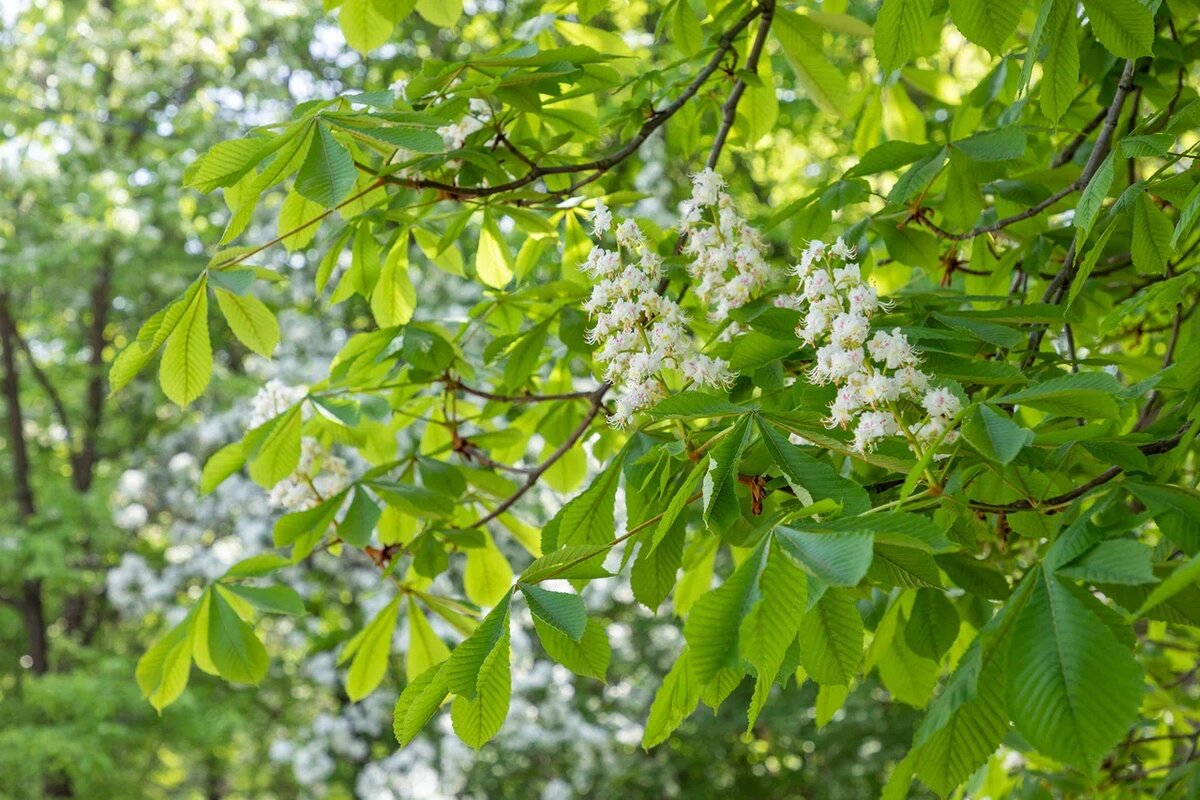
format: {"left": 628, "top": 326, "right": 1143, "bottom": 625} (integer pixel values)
{"left": 11, "top": 324, "right": 74, "bottom": 444}
{"left": 706, "top": 0, "right": 776, "bottom": 170}
{"left": 967, "top": 426, "right": 1185, "bottom": 514}
{"left": 924, "top": 60, "right": 1138, "bottom": 244}
{"left": 74, "top": 253, "right": 114, "bottom": 491}
{"left": 445, "top": 375, "right": 600, "bottom": 405}
{"left": 1022, "top": 59, "right": 1139, "bottom": 367}
{"left": 368, "top": 3, "right": 767, "bottom": 200}
{"left": 1050, "top": 106, "right": 1108, "bottom": 168}
{"left": 0, "top": 288, "right": 48, "bottom": 675}
{"left": 468, "top": 383, "right": 610, "bottom": 529}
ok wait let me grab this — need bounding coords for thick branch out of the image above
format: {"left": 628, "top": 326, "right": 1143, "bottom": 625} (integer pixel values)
{"left": 706, "top": 0, "right": 775, "bottom": 170}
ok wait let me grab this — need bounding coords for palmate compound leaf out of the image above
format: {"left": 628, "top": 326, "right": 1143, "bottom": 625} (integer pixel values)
{"left": 1006, "top": 566, "right": 1143, "bottom": 774}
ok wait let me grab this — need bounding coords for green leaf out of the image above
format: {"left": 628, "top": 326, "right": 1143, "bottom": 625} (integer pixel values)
{"left": 533, "top": 617, "right": 611, "bottom": 681}
{"left": 520, "top": 544, "right": 612, "bottom": 583}
{"left": 741, "top": 537, "right": 808, "bottom": 726}
{"left": 223, "top": 553, "right": 292, "bottom": 579}
{"left": 1068, "top": 221, "right": 1117, "bottom": 308}
{"left": 846, "top": 140, "right": 938, "bottom": 177}
{"left": 1134, "top": 553, "right": 1200, "bottom": 619}
{"left": 200, "top": 441, "right": 246, "bottom": 494}
{"left": 647, "top": 392, "right": 748, "bottom": 419}
{"left": 443, "top": 591, "right": 511, "bottom": 699}
{"left": 371, "top": 232, "right": 416, "bottom": 327}
{"left": 415, "top": 0, "right": 461, "bottom": 26}
{"left": 215, "top": 288, "right": 279, "bottom": 358}
{"left": 632, "top": 516, "right": 686, "bottom": 609}
{"left": 1121, "top": 133, "right": 1174, "bottom": 158}
{"left": 1075, "top": 151, "right": 1115, "bottom": 240}
{"left": 340, "top": 0, "right": 394, "bottom": 53}
{"left": 158, "top": 277, "right": 211, "bottom": 407}
{"left": 997, "top": 371, "right": 1124, "bottom": 419}
{"left": 136, "top": 620, "right": 193, "bottom": 712}
{"left": 541, "top": 454, "right": 622, "bottom": 551}
{"left": 962, "top": 404, "right": 1034, "bottom": 465}
{"left": 1007, "top": 567, "right": 1142, "bottom": 774}
{"left": 647, "top": 462, "right": 704, "bottom": 556}
{"left": 451, "top": 628, "right": 510, "bottom": 749}
{"left": 1059, "top": 539, "right": 1156, "bottom": 585}
{"left": 394, "top": 664, "right": 450, "bottom": 746}
{"left": 1131, "top": 193, "right": 1174, "bottom": 275}
{"left": 340, "top": 486, "right": 382, "bottom": 548}
{"left": 273, "top": 490, "right": 346, "bottom": 549}
{"left": 346, "top": 596, "right": 401, "bottom": 701}
{"left": 671, "top": 0, "right": 703, "bottom": 56}
{"left": 948, "top": 0, "right": 1024, "bottom": 54}
{"left": 869, "top": 544, "right": 944, "bottom": 588}
{"left": 279, "top": 189, "right": 324, "bottom": 252}
{"left": 912, "top": 577, "right": 1029, "bottom": 794}
{"left": 1171, "top": 180, "right": 1200, "bottom": 250}
{"left": 643, "top": 650, "right": 702, "bottom": 748}
{"left": 1037, "top": 0, "right": 1079, "bottom": 123}
{"left": 874, "top": 0, "right": 935, "bottom": 74}
{"left": 186, "top": 137, "right": 269, "bottom": 192}
{"left": 775, "top": 526, "right": 874, "bottom": 587}
{"left": 519, "top": 582, "right": 587, "bottom": 641}
{"left": 245, "top": 405, "right": 303, "bottom": 488}
{"left": 475, "top": 210, "right": 513, "bottom": 289}
{"left": 221, "top": 584, "right": 306, "bottom": 616}
{"left": 703, "top": 416, "right": 751, "bottom": 530}
{"left": 774, "top": 10, "right": 850, "bottom": 116}
{"left": 756, "top": 418, "right": 871, "bottom": 513}
{"left": 799, "top": 588, "right": 863, "bottom": 685}
{"left": 296, "top": 124, "right": 356, "bottom": 208}
{"left": 904, "top": 589, "right": 959, "bottom": 661}
{"left": 1079, "top": 0, "right": 1154, "bottom": 58}
{"left": 952, "top": 126, "right": 1026, "bottom": 162}
{"left": 464, "top": 534, "right": 514, "bottom": 608}
{"left": 683, "top": 542, "right": 763, "bottom": 685}
{"left": 207, "top": 588, "right": 269, "bottom": 685}
{"left": 405, "top": 602, "right": 449, "bottom": 682}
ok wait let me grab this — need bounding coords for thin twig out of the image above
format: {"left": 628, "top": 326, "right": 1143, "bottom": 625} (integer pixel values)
{"left": 967, "top": 426, "right": 1184, "bottom": 514}
{"left": 469, "top": 383, "right": 610, "bottom": 529}
{"left": 367, "top": 4, "right": 767, "bottom": 201}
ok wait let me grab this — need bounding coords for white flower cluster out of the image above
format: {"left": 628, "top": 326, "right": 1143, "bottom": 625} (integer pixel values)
{"left": 247, "top": 381, "right": 350, "bottom": 511}
{"left": 583, "top": 202, "right": 734, "bottom": 426}
{"left": 437, "top": 98, "right": 492, "bottom": 150}
{"left": 778, "top": 239, "right": 961, "bottom": 453}
{"left": 679, "top": 168, "right": 777, "bottom": 322}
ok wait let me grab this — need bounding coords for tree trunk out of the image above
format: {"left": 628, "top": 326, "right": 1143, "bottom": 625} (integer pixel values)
{"left": 0, "top": 289, "right": 48, "bottom": 674}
